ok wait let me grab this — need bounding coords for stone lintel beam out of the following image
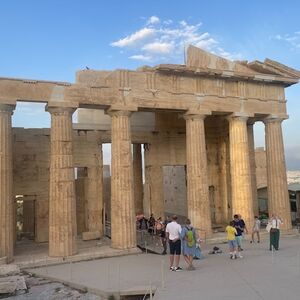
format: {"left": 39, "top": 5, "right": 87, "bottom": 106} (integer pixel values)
{"left": 0, "top": 104, "right": 15, "bottom": 262}
{"left": 263, "top": 116, "right": 291, "bottom": 229}
{"left": 184, "top": 112, "right": 212, "bottom": 238}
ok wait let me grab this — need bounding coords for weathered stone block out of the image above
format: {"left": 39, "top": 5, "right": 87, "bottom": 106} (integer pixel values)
{"left": 82, "top": 231, "right": 101, "bottom": 241}
{"left": 0, "top": 264, "right": 20, "bottom": 276}
{"left": 0, "top": 276, "right": 26, "bottom": 294}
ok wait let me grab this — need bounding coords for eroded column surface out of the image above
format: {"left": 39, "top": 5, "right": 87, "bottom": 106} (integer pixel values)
{"left": 185, "top": 114, "right": 212, "bottom": 237}
{"left": 229, "top": 115, "right": 254, "bottom": 229}
{"left": 86, "top": 145, "right": 103, "bottom": 236}
{"left": 109, "top": 110, "right": 136, "bottom": 249}
{"left": 133, "top": 144, "right": 143, "bottom": 214}
{"left": 48, "top": 107, "right": 77, "bottom": 257}
{"left": 218, "top": 123, "right": 230, "bottom": 224}
{"left": 0, "top": 104, "right": 14, "bottom": 262}
{"left": 247, "top": 122, "right": 259, "bottom": 217}
{"left": 143, "top": 143, "right": 164, "bottom": 219}
{"left": 264, "top": 117, "right": 291, "bottom": 229}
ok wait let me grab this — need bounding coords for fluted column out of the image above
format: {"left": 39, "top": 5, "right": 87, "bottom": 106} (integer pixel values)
{"left": 48, "top": 107, "right": 77, "bottom": 257}
{"left": 0, "top": 104, "right": 15, "bottom": 262}
{"left": 184, "top": 113, "right": 212, "bottom": 237}
{"left": 247, "top": 121, "right": 259, "bottom": 217}
{"left": 264, "top": 117, "right": 291, "bottom": 229}
{"left": 86, "top": 145, "right": 103, "bottom": 236}
{"left": 218, "top": 121, "right": 230, "bottom": 224}
{"left": 109, "top": 110, "right": 136, "bottom": 249}
{"left": 229, "top": 115, "right": 254, "bottom": 229}
{"left": 133, "top": 144, "right": 143, "bottom": 214}
{"left": 143, "top": 142, "right": 164, "bottom": 219}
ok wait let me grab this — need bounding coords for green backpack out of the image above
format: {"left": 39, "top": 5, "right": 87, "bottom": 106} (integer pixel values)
{"left": 186, "top": 226, "right": 195, "bottom": 247}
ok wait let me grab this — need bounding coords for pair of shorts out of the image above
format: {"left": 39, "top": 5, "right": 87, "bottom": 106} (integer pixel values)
{"left": 169, "top": 239, "right": 181, "bottom": 255}
{"left": 228, "top": 240, "right": 237, "bottom": 249}
{"left": 235, "top": 235, "right": 243, "bottom": 247}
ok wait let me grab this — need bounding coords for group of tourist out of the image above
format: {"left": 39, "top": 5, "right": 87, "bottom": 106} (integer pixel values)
{"left": 137, "top": 211, "right": 284, "bottom": 271}
{"left": 225, "top": 213, "right": 283, "bottom": 260}
{"left": 136, "top": 212, "right": 171, "bottom": 255}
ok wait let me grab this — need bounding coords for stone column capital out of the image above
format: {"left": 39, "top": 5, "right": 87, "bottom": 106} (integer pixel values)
{"left": 263, "top": 115, "right": 287, "bottom": 124}
{"left": 227, "top": 113, "right": 251, "bottom": 123}
{"left": 0, "top": 104, "right": 15, "bottom": 114}
{"left": 107, "top": 109, "right": 133, "bottom": 118}
{"left": 106, "top": 104, "right": 138, "bottom": 118}
{"left": 183, "top": 113, "right": 207, "bottom": 121}
{"left": 46, "top": 106, "right": 75, "bottom": 116}
{"left": 247, "top": 118, "right": 256, "bottom": 126}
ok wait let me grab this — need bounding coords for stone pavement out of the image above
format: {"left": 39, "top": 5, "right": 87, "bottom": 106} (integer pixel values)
{"left": 26, "top": 235, "right": 300, "bottom": 300}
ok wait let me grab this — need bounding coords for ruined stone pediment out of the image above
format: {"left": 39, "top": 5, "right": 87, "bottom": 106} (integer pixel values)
{"left": 187, "top": 45, "right": 257, "bottom": 74}
{"left": 186, "top": 45, "right": 300, "bottom": 81}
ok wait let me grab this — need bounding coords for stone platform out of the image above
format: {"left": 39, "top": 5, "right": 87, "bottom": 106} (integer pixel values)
{"left": 24, "top": 234, "right": 300, "bottom": 300}
{"left": 13, "top": 238, "right": 141, "bottom": 269}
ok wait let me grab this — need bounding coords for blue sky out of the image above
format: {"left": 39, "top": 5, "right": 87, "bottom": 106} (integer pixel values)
{"left": 0, "top": 0, "right": 299, "bottom": 169}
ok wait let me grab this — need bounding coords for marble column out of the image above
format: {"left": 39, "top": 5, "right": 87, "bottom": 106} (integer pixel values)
{"left": 143, "top": 142, "right": 164, "bottom": 219}
{"left": 133, "top": 144, "right": 143, "bottom": 214}
{"left": 86, "top": 145, "right": 103, "bottom": 236}
{"left": 247, "top": 121, "right": 259, "bottom": 217}
{"left": 264, "top": 117, "right": 291, "bottom": 229}
{"left": 184, "top": 114, "right": 212, "bottom": 237}
{"left": 218, "top": 124, "right": 230, "bottom": 224}
{"left": 48, "top": 107, "right": 77, "bottom": 257}
{"left": 109, "top": 110, "right": 136, "bottom": 249}
{"left": 228, "top": 115, "right": 254, "bottom": 229}
{"left": 0, "top": 104, "right": 14, "bottom": 262}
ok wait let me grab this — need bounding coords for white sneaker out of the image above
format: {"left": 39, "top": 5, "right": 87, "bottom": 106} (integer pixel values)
{"left": 238, "top": 254, "right": 243, "bottom": 258}
{"left": 232, "top": 255, "right": 236, "bottom": 260}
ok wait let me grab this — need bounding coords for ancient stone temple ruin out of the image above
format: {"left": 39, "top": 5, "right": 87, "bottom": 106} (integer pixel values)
{"left": 0, "top": 46, "right": 299, "bottom": 262}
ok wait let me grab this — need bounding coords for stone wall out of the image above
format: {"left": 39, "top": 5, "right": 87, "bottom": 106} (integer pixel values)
{"left": 12, "top": 128, "right": 105, "bottom": 243}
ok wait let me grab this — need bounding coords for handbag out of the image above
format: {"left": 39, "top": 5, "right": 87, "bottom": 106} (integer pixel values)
{"left": 266, "top": 223, "right": 272, "bottom": 232}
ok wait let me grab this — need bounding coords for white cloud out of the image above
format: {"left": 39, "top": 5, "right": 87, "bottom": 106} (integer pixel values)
{"left": 163, "top": 19, "right": 173, "bottom": 25}
{"left": 272, "top": 31, "right": 300, "bottom": 50}
{"left": 111, "top": 27, "right": 155, "bottom": 48}
{"left": 147, "top": 16, "right": 160, "bottom": 25}
{"left": 111, "top": 17, "right": 241, "bottom": 63}
{"left": 142, "top": 42, "right": 174, "bottom": 54}
{"left": 129, "top": 54, "right": 152, "bottom": 61}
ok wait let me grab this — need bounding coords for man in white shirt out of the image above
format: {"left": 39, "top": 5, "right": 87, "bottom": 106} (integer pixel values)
{"left": 269, "top": 214, "right": 283, "bottom": 251}
{"left": 166, "top": 215, "right": 182, "bottom": 271}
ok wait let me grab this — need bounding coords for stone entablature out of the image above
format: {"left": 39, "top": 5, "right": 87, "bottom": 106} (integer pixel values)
{"left": 1, "top": 47, "right": 299, "bottom": 117}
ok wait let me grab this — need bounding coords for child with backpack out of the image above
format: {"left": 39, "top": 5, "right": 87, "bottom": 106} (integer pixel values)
{"left": 180, "top": 219, "right": 197, "bottom": 270}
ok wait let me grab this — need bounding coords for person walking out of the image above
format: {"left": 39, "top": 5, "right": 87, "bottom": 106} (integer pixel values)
{"left": 180, "top": 219, "right": 197, "bottom": 270}
{"left": 226, "top": 221, "right": 238, "bottom": 259}
{"left": 166, "top": 215, "right": 182, "bottom": 271}
{"left": 268, "top": 214, "right": 283, "bottom": 251}
{"left": 251, "top": 216, "right": 261, "bottom": 243}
